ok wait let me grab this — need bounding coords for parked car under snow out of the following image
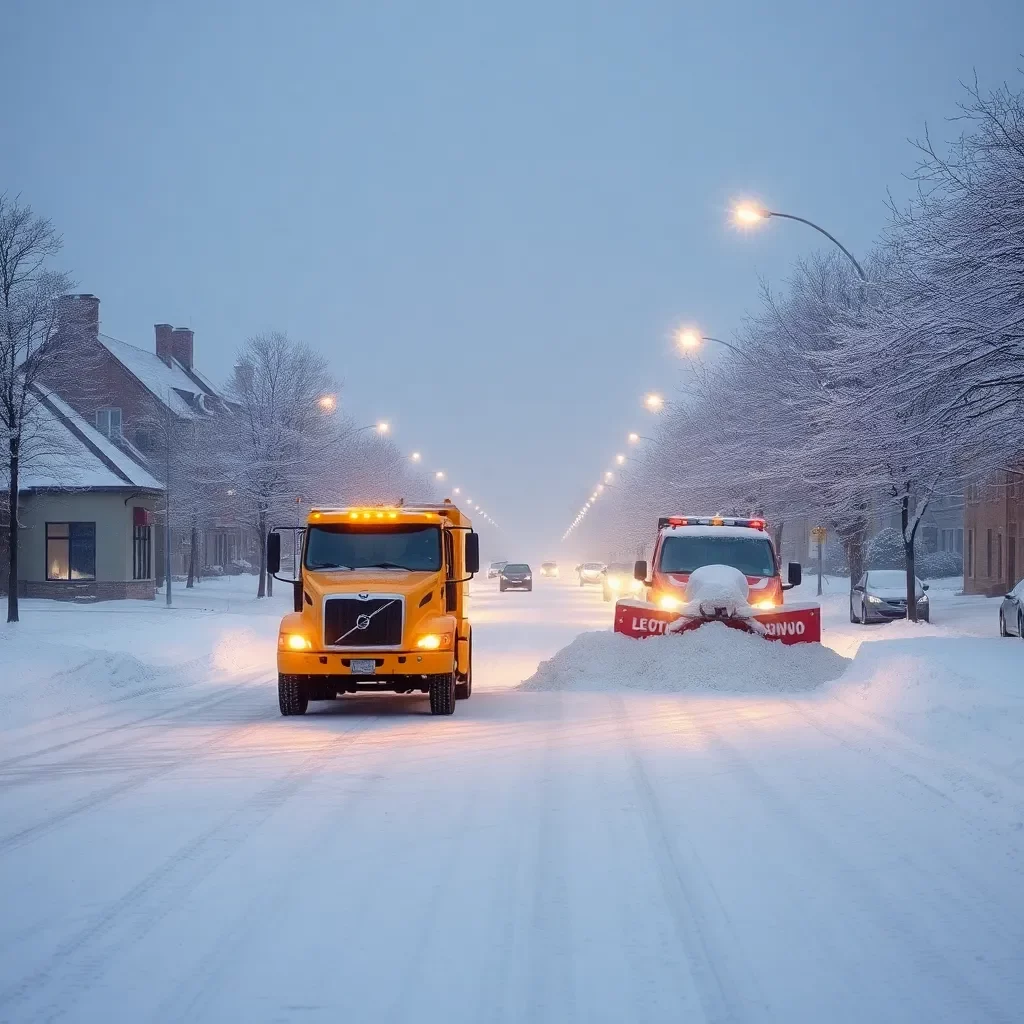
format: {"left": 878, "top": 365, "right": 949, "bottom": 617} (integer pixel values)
{"left": 851, "top": 570, "right": 930, "bottom": 624}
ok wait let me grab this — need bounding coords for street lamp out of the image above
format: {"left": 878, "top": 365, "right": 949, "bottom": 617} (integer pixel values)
{"left": 731, "top": 201, "right": 866, "bottom": 281}
{"left": 317, "top": 394, "right": 337, "bottom": 413}
{"left": 644, "top": 393, "right": 664, "bottom": 412}
{"left": 376, "top": 421, "right": 390, "bottom": 434}
{"left": 604, "top": 471, "right": 614, "bottom": 483}
{"left": 615, "top": 453, "right": 626, "bottom": 465}
{"left": 675, "top": 326, "right": 756, "bottom": 365}
{"left": 410, "top": 451, "right": 421, "bottom": 462}
{"left": 453, "top": 487, "right": 460, "bottom": 494}
{"left": 435, "top": 470, "right": 445, "bottom": 481}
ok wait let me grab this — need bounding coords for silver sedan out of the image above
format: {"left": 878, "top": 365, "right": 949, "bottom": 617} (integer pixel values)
{"left": 850, "top": 570, "right": 930, "bottom": 624}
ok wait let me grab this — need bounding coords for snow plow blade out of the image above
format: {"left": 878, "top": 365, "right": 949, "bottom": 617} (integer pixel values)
{"left": 613, "top": 599, "right": 821, "bottom": 645}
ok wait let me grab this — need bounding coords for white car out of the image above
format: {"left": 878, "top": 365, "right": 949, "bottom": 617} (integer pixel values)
{"left": 578, "top": 562, "right": 605, "bottom": 587}
{"left": 487, "top": 561, "right": 507, "bottom": 580}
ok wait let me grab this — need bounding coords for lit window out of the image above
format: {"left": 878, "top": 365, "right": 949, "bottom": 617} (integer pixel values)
{"left": 46, "top": 522, "right": 96, "bottom": 581}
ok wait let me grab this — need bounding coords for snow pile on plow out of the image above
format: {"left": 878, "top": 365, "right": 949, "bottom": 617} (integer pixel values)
{"left": 521, "top": 623, "right": 849, "bottom": 694}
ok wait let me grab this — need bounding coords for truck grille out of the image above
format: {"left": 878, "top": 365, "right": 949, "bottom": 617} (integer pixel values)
{"left": 324, "top": 595, "right": 404, "bottom": 648}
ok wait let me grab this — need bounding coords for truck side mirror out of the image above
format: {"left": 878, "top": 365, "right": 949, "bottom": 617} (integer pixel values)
{"left": 786, "top": 562, "right": 802, "bottom": 588}
{"left": 634, "top": 560, "right": 648, "bottom": 582}
{"left": 465, "top": 531, "right": 480, "bottom": 575}
{"left": 267, "top": 531, "right": 281, "bottom": 575}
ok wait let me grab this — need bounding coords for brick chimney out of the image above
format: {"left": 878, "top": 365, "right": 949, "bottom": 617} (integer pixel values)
{"left": 155, "top": 323, "right": 174, "bottom": 365}
{"left": 171, "top": 327, "right": 194, "bottom": 370}
{"left": 57, "top": 294, "right": 100, "bottom": 343}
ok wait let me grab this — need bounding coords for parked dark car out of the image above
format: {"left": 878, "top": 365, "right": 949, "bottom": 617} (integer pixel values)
{"left": 499, "top": 563, "right": 533, "bottom": 592}
{"left": 850, "top": 570, "right": 930, "bottom": 623}
{"left": 999, "top": 579, "right": 1024, "bottom": 637}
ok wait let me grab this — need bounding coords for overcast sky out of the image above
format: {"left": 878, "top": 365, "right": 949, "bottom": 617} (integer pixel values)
{"left": 3, "top": 0, "right": 1022, "bottom": 555}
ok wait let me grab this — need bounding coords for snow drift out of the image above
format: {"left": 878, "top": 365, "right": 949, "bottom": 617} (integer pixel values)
{"left": 521, "top": 622, "right": 850, "bottom": 694}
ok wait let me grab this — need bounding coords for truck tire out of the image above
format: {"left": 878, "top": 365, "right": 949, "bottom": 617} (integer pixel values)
{"left": 429, "top": 672, "right": 456, "bottom": 715}
{"left": 279, "top": 674, "right": 308, "bottom": 716}
{"left": 456, "top": 636, "right": 473, "bottom": 700}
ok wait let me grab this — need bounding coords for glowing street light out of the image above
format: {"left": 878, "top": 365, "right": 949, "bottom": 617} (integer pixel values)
{"left": 410, "top": 451, "right": 421, "bottom": 462}
{"left": 317, "top": 394, "right": 337, "bottom": 412}
{"left": 453, "top": 487, "right": 460, "bottom": 494}
{"left": 730, "top": 200, "right": 866, "bottom": 281}
{"left": 628, "top": 432, "right": 640, "bottom": 444}
{"left": 615, "top": 454, "right": 626, "bottom": 465}
{"left": 435, "top": 470, "right": 445, "bottom": 481}
{"left": 376, "top": 421, "right": 390, "bottom": 434}
{"left": 675, "top": 325, "right": 756, "bottom": 365}
{"left": 644, "top": 393, "right": 664, "bottom": 413}
{"left": 604, "top": 471, "right": 614, "bottom": 483}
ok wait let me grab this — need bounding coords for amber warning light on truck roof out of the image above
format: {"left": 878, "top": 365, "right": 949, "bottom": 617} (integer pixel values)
{"left": 658, "top": 516, "right": 766, "bottom": 530}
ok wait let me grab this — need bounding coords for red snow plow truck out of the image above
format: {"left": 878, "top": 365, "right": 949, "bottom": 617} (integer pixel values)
{"left": 613, "top": 516, "right": 821, "bottom": 645}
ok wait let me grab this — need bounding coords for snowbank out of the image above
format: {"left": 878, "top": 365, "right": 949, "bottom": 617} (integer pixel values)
{"left": 829, "top": 636, "right": 1024, "bottom": 781}
{"left": 520, "top": 623, "right": 850, "bottom": 694}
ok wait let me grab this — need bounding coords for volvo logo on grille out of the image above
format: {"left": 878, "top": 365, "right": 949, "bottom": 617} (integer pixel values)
{"left": 355, "top": 614, "right": 372, "bottom": 630}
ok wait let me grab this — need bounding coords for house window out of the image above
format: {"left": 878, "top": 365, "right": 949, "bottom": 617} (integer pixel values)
{"left": 46, "top": 522, "right": 96, "bottom": 581}
{"left": 95, "top": 408, "right": 122, "bottom": 438}
{"left": 135, "top": 429, "right": 154, "bottom": 452}
{"left": 133, "top": 525, "right": 152, "bottom": 580}
{"left": 955, "top": 529, "right": 963, "bottom": 555}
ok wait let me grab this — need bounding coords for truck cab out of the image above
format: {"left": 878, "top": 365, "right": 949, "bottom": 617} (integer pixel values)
{"left": 268, "top": 501, "right": 480, "bottom": 716}
{"left": 634, "top": 516, "right": 801, "bottom": 612}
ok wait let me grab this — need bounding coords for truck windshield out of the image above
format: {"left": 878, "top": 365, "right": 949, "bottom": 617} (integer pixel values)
{"left": 659, "top": 535, "right": 775, "bottom": 578}
{"left": 305, "top": 524, "right": 442, "bottom": 572}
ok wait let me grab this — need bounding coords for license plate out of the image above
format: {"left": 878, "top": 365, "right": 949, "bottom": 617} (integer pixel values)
{"left": 350, "top": 659, "right": 376, "bottom": 674}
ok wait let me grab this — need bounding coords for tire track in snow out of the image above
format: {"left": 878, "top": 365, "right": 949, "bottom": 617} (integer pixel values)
{"left": 706, "top": 713, "right": 1021, "bottom": 1024}
{"left": 0, "top": 691, "right": 279, "bottom": 856}
{"left": 0, "top": 676, "right": 265, "bottom": 772}
{"left": 613, "top": 695, "right": 761, "bottom": 1024}
{"left": 0, "top": 713, "right": 389, "bottom": 1022}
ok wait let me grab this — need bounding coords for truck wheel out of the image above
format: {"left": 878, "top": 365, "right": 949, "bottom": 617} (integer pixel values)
{"left": 279, "top": 674, "right": 308, "bottom": 716}
{"left": 429, "top": 672, "right": 456, "bottom": 715}
{"left": 456, "top": 637, "right": 473, "bottom": 700}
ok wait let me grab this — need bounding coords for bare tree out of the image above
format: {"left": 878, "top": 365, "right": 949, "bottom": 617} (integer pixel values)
{"left": 224, "top": 332, "right": 337, "bottom": 597}
{"left": 0, "top": 194, "right": 76, "bottom": 622}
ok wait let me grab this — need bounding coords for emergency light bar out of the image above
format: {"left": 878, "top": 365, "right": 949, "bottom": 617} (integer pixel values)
{"left": 657, "top": 516, "right": 766, "bottom": 531}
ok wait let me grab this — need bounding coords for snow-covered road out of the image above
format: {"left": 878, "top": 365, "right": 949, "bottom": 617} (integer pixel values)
{"left": 1, "top": 578, "right": 1022, "bottom": 1023}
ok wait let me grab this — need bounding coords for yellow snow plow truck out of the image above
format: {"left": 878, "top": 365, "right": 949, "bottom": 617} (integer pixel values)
{"left": 267, "top": 501, "right": 480, "bottom": 716}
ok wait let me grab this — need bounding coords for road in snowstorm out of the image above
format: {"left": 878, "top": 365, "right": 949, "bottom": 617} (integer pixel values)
{"left": 0, "top": 577, "right": 1020, "bottom": 1023}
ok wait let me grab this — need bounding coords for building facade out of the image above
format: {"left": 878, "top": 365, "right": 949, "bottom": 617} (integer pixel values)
{"left": 963, "top": 472, "right": 1023, "bottom": 596}
{"left": 2, "top": 388, "right": 163, "bottom": 600}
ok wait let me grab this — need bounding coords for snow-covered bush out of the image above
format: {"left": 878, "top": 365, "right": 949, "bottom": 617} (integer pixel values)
{"left": 865, "top": 528, "right": 905, "bottom": 569}
{"left": 917, "top": 550, "right": 962, "bottom": 579}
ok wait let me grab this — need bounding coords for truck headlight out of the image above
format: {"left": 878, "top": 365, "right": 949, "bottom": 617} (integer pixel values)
{"left": 281, "top": 633, "right": 312, "bottom": 651}
{"left": 608, "top": 577, "right": 621, "bottom": 589}
{"left": 658, "top": 594, "right": 681, "bottom": 611}
{"left": 416, "top": 633, "right": 452, "bottom": 650}
{"left": 752, "top": 598, "right": 775, "bottom": 610}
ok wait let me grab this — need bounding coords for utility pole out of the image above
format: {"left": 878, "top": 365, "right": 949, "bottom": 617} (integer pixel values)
{"left": 165, "top": 394, "right": 172, "bottom": 607}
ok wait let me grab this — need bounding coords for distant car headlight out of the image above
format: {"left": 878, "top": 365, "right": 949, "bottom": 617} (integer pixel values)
{"left": 630, "top": 579, "right": 644, "bottom": 593}
{"left": 867, "top": 595, "right": 883, "bottom": 604}
{"left": 918, "top": 594, "right": 929, "bottom": 603}
{"left": 607, "top": 577, "right": 621, "bottom": 589}
{"left": 752, "top": 598, "right": 775, "bottom": 610}
{"left": 658, "top": 594, "right": 682, "bottom": 611}
{"left": 416, "top": 633, "right": 452, "bottom": 650}
{"left": 281, "top": 633, "right": 312, "bottom": 651}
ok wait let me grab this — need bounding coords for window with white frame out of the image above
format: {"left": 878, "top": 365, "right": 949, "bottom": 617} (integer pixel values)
{"left": 95, "top": 407, "right": 122, "bottom": 438}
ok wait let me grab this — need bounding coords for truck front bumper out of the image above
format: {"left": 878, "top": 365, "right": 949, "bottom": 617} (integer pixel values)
{"left": 278, "top": 649, "right": 456, "bottom": 678}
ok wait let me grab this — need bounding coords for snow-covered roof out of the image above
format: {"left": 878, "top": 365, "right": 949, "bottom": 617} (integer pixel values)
{"left": 3, "top": 387, "right": 163, "bottom": 492}
{"left": 97, "top": 333, "right": 202, "bottom": 418}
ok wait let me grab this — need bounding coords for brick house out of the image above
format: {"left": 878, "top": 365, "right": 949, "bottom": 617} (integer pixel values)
{"left": 1, "top": 386, "right": 162, "bottom": 600}
{"left": 963, "top": 471, "right": 1024, "bottom": 596}
{"left": 41, "top": 294, "right": 256, "bottom": 581}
